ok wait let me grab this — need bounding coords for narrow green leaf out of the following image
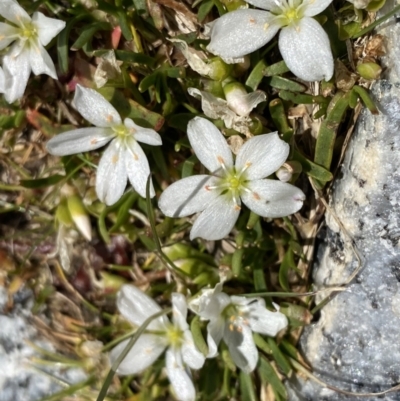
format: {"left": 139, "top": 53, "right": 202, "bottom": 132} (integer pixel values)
{"left": 58, "top": 15, "right": 86, "bottom": 74}
{"left": 267, "top": 337, "right": 292, "bottom": 375}
{"left": 198, "top": 0, "right": 214, "bottom": 22}
{"left": 246, "top": 59, "right": 267, "bottom": 91}
{"left": 352, "top": 85, "right": 379, "bottom": 114}
{"left": 110, "top": 192, "right": 138, "bottom": 233}
{"left": 292, "top": 150, "right": 333, "bottom": 182}
{"left": 253, "top": 333, "right": 272, "bottom": 355}
{"left": 117, "top": 10, "right": 133, "bottom": 40}
{"left": 182, "top": 154, "right": 197, "bottom": 178}
{"left": 314, "top": 91, "right": 350, "bottom": 172}
{"left": 239, "top": 371, "right": 258, "bottom": 401}
{"left": 269, "top": 98, "right": 293, "bottom": 137}
{"left": 258, "top": 356, "right": 287, "bottom": 400}
{"left": 190, "top": 316, "right": 209, "bottom": 356}
{"left": 263, "top": 60, "right": 289, "bottom": 77}
{"left": 266, "top": 76, "right": 306, "bottom": 92}
{"left": 71, "top": 22, "right": 111, "bottom": 50}
{"left": 352, "top": 4, "right": 400, "bottom": 38}
{"left": 20, "top": 174, "right": 64, "bottom": 189}
{"left": 278, "top": 248, "right": 296, "bottom": 292}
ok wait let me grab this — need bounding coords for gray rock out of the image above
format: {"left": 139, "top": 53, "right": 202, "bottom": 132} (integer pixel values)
{"left": 0, "top": 287, "right": 86, "bottom": 401}
{"left": 288, "top": 3, "right": 400, "bottom": 400}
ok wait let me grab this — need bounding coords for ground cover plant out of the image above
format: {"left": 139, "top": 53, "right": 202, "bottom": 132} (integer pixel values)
{"left": 0, "top": 0, "right": 397, "bottom": 400}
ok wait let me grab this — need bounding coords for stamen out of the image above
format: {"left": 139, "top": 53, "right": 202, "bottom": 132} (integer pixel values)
{"left": 217, "top": 156, "right": 227, "bottom": 172}
{"left": 239, "top": 162, "right": 252, "bottom": 175}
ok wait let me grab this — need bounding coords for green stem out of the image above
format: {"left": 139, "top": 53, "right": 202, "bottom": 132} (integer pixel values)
{"left": 352, "top": 4, "right": 400, "bottom": 39}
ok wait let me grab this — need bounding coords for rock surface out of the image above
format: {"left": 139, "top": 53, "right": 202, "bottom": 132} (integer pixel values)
{"left": 288, "top": 2, "right": 400, "bottom": 400}
{"left": 0, "top": 287, "right": 86, "bottom": 401}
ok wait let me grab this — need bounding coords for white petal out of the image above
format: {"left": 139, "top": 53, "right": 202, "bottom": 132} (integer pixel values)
{"left": 225, "top": 89, "right": 266, "bottom": 117}
{"left": 0, "top": 0, "right": 30, "bottom": 25}
{"left": 46, "top": 127, "right": 114, "bottom": 156}
{"left": 110, "top": 334, "right": 166, "bottom": 375}
{"left": 158, "top": 175, "right": 220, "bottom": 218}
{"left": 188, "top": 117, "right": 233, "bottom": 172}
{"left": 188, "top": 88, "right": 233, "bottom": 123}
{"left": 124, "top": 137, "right": 154, "bottom": 198}
{"left": 241, "top": 179, "right": 305, "bottom": 218}
{"left": 166, "top": 348, "right": 196, "bottom": 401}
{"left": 198, "top": 291, "right": 231, "bottom": 321}
{"left": 206, "top": 318, "right": 225, "bottom": 357}
{"left": 235, "top": 133, "right": 289, "bottom": 180}
{"left": 246, "top": 299, "right": 288, "bottom": 336}
{"left": 171, "top": 292, "right": 189, "bottom": 331}
{"left": 3, "top": 45, "right": 30, "bottom": 103}
{"left": 0, "top": 67, "right": 5, "bottom": 93}
{"left": 279, "top": 18, "right": 333, "bottom": 82}
{"left": 207, "top": 10, "right": 280, "bottom": 60}
{"left": 29, "top": 42, "right": 57, "bottom": 78}
{"left": 96, "top": 139, "right": 128, "bottom": 205}
{"left": 181, "top": 331, "right": 205, "bottom": 369}
{"left": 224, "top": 323, "right": 258, "bottom": 373}
{"left": 124, "top": 118, "right": 162, "bottom": 145}
{"left": 117, "top": 284, "right": 169, "bottom": 331}
{"left": 0, "top": 22, "right": 19, "bottom": 50}
{"left": 32, "top": 12, "right": 66, "bottom": 46}
{"left": 190, "top": 196, "right": 240, "bottom": 241}
{"left": 303, "top": 0, "right": 333, "bottom": 17}
{"left": 73, "top": 85, "right": 122, "bottom": 127}
{"left": 244, "top": 0, "right": 276, "bottom": 10}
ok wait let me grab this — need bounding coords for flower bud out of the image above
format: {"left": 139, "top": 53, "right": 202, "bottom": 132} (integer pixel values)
{"left": 207, "top": 57, "right": 233, "bottom": 81}
{"left": 223, "top": 81, "right": 266, "bottom": 117}
{"left": 276, "top": 161, "right": 302, "bottom": 182}
{"left": 356, "top": 62, "right": 382, "bottom": 80}
{"left": 56, "top": 199, "right": 73, "bottom": 227}
{"left": 279, "top": 302, "right": 312, "bottom": 326}
{"left": 67, "top": 194, "right": 92, "bottom": 241}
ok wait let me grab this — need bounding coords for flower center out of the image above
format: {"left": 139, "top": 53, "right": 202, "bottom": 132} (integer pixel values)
{"left": 20, "top": 22, "right": 37, "bottom": 41}
{"left": 166, "top": 325, "right": 184, "bottom": 348}
{"left": 271, "top": 0, "right": 306, "bottom": 27}
{"left": 228, "top": 175, "right": 241, "bottom": 191}
{"left": 112, "top": 124, "right": 130, "bottom": 138}
{"left": 205, "top": 159, "right": 252, "bottom": 208}
{"left": 222, "top": 304, "right": 249, "bottom": 333}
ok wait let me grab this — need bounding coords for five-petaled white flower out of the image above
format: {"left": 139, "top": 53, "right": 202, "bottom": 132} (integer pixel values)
{"left": 110, "top": 285, "right": 205, "bottom": 401}
{"left": 189, "top": 283, "right": 288, "bottom": 372}
{"left": 207, "top": 0, "right": 334, "bottom": 82}
{"left": 0, "top": 0, "right": 65, "bottom": 103}
{"left": 46, "top": 85, "right": 162, "bottom": 205}
{"left": 158, "top": 117, "right": 305, "bottom": 241}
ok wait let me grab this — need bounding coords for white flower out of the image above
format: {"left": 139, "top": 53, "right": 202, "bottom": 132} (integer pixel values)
{"left": 158, "top": 117, "right": 305, "bottom": 241}
{"left": 207, "top": 0, "right": 334, "bottom": 82}
{"left": 189, "top": 283, "right": 288, "bottom": 372}
{"left": 110, "top": 285, "right": 205, "bottom": 401}
{"left": 0, "top": 0, "right": 66, "bottom": 103}
{"left": 46, "top": 85, "right": 162, "bottom": 205}
{"left": 188, "top": 85, "right": 266, "bottom": 135}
